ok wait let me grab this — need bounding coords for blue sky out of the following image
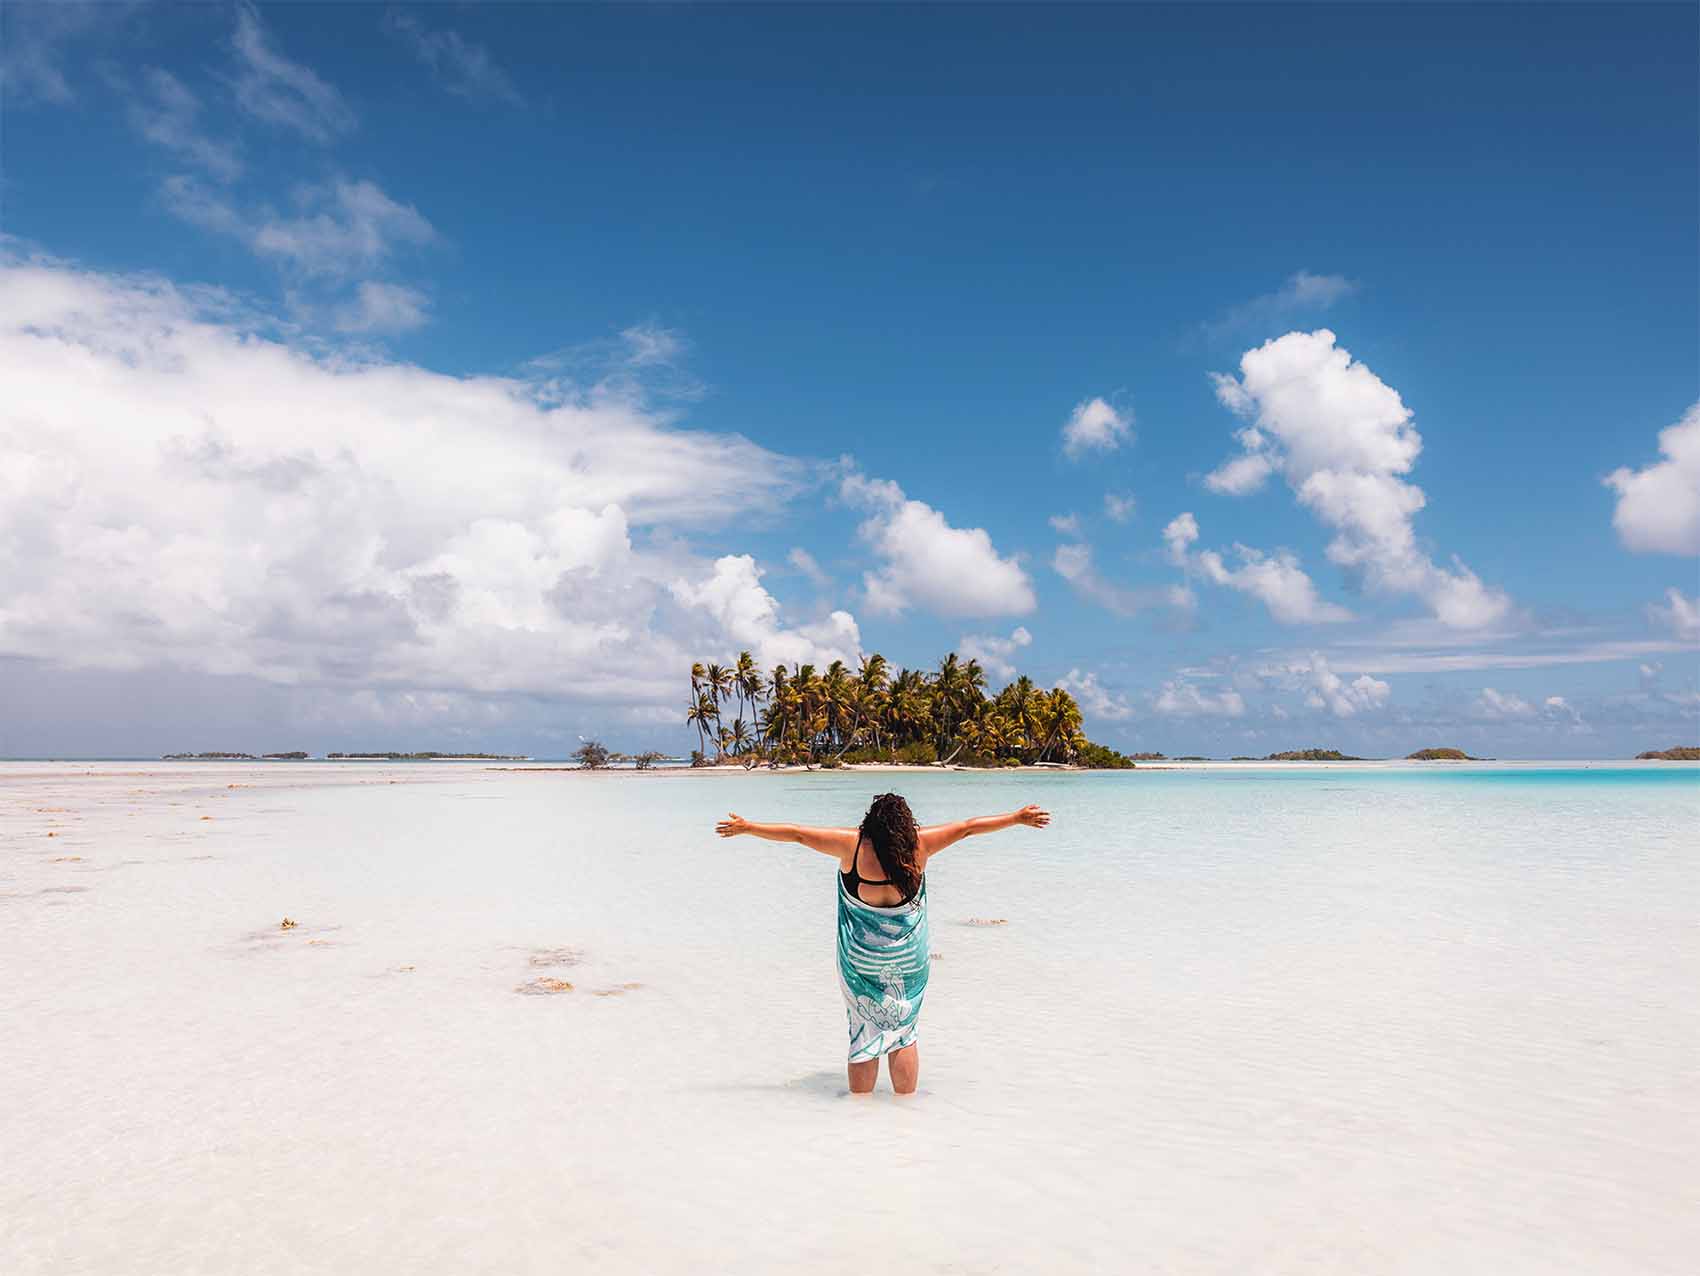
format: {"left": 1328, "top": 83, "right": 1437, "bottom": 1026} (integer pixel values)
{"left": 1, "top": 1, "right": 1695, "bottom": 758}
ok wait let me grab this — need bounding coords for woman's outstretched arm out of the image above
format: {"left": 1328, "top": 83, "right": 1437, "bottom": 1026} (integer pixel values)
{"left": 918, "top": 805, "right": 1050, "bottom": 860}
{"left": 715, "top": 813, "right": 859, "bottom": 860}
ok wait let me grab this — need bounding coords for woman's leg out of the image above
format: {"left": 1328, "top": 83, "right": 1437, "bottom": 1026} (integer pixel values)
{"left": 887, "top": 1043, "right": 919, "bottom": 1095}
{"left": 847, "top": 1059, "right": 878, "bottom": 1094}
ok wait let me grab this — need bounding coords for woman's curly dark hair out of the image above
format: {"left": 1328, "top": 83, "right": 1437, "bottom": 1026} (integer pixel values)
{"left": 857, "top": 793, "right": 923, "bottom": 899}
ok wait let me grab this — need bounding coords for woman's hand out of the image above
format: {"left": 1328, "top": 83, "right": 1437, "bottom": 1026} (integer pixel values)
{"left": 715, "top": 812, "right": 751, "bottom": 838}
{"left": 1015, "top": 804, "right": 1050, "bottom": 828}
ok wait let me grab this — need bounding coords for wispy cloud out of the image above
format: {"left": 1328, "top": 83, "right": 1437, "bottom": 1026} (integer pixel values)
{"left": 165, "top": 176, "right": 436, "bottom": 279}
{"left": 334, "top": 281, "right": 430, "bottom": 334}
{"left": 0, "top": 0, "right": 115, "bottom": 104}
{"left": 1201, "top": 270, "right": 1357, "bottom": 342}
{"left": 1053, "top": 542, "right": 1190, "bottom": 619}
{"left": 231, "top": 0, "right": 356, "bottom": 142}
{"left": 523, "top": 322, "right": 702, "bottom": 403}
{"left": 786, "top": 547, "right": 831, "bottom": 589}
{"left": 384, "top": 9, "right": 522, "bottom": 106}
{"left": 128, "top": 68, "right": 242, "bottom": 181}
{"left": 1302, "top": 638, "right": 1697, "bottom": 676}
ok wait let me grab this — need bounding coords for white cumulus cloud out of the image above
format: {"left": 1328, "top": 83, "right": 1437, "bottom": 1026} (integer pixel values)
{"left": 1163, "top": 512, "right": 1349, "bottom": 624}
{"left": 1055, "top": 668, "right": 1134, "bottom": 721}
{"left": 1647, "top": 588, "right": 1700, "bottom": 641}
{"left": 1604, "top": 403, "right": 1700, "bottom": 555}
{"left": 0, "top": 252, "right": 816, "bottom": 711}
{"left": 1153, "top": 679, "right": 1247, "bottom": 718}
{"left": 1061, "top": 396, "right": 1132, "bottom": 460}
{"left": 958, "top": 626, "right": 1033, "bottom": 680}
{"left": 840, "top": 472, "right": 1036, "bottom": 618}
{"left": 669, "top": 556, "right": 860, "bottom": 673}
{"left": 1104, "top": 491, "right": 1136, "bottom": 523}
{"left": 1474, "top": 687, "right": 1535, "bottom": 719}
{"left": 1205, "top": 330, "right": 1511, "bottom": 629}
{"left": 1263, "top": 652, "right": 1389, "bottom": 717}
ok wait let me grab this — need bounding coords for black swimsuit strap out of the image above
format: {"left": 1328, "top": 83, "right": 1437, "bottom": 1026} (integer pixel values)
{"left": 842, "top": 838, "right": 892, "bottom": 887}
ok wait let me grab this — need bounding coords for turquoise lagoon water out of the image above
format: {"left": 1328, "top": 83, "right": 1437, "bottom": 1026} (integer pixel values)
{"left": 3, "top": 760, "right": 1696, "bottom": 1273}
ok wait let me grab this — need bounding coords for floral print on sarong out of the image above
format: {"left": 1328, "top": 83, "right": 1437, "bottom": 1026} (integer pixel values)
{"left": 837, "top": 875, "right": 929, "bottom": 1061}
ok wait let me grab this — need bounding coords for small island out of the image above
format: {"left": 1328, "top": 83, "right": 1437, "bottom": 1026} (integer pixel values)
{"left": 684, "top": 650, "right": 1137, "bottom": 769}
{"left": 1636, "top": 746, "right": 1700, "bottom": 761}
{"left": 1406, "top": 747, "right": 1482, "bottom": 761}
{"left": 1262, "top": 749, "right": 1366, "bottom": 762}
{"left": 163, "top": 752, "right": 257, "bottom": 760}
{"left": 263, "top": 751, "right": 310, "bottom": 760}
{"left": 327, "top": 751, "right": 531, "bottom": 761}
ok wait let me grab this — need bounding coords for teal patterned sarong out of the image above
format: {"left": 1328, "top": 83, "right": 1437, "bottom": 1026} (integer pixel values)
{"left": 837, "top": 875, "right": 930, "bottom": 1061}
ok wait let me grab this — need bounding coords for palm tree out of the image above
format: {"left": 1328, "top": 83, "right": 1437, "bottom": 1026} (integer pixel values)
{"left": 857, "top": 653, "right": 890, "bottom": 755}
{"left": 763, "top": 664, "right": 791, "bottom": 763}
{"left": 689, "top": 648, "right": 1124, "bottom": 768}
{"left": 735, "top": 650, "right": 761, "bottom": 728}
{"left": 933, "top": 653, "right": 965, "bottom": 752}
{"left": 792, "top": 663, "right": 820, "bottom": 761}
{"left": 1034, "top": 687, "right": 1082, "bottom": 762}
{"left": 705, "top": 662, "right": 733, "bottom": 713}
{"left": 687, "top": 661, "right": 707, "bottom": 756}
{"left": 1005, "top": 675, "right": 1039, "bottom": 758}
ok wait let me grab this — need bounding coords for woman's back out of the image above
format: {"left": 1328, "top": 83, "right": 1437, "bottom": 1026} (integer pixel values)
{"left": 840, "top": 837, "right": 918, "bottom": 907}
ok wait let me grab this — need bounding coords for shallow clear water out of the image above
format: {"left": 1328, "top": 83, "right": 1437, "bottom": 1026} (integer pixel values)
{"left": 4, "top": 761, "right": 1697, "bottom": 1274}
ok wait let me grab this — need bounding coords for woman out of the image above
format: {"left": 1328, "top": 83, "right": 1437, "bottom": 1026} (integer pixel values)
{"left": 715, "top": 794, "right": 1050, "bottom": 1095}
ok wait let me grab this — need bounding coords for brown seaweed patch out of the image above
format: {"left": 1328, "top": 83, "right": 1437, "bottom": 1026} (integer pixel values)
{"left": 591, "top": 982, "right": 644, "bottom": 998}
{"left": 963, "top": 917, "right": 1009, "bottom": 927}
{"left": 236, "top": 921, "right": 341, "bottom": 947}
{"left": 49, "top": 855, "right": 84, "bottom": 863}
{"left": 515, "top": 977, "right": 574, "bottom": 996}
{"left": 526, "top": 946, "right": 583, "bottom": 968}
